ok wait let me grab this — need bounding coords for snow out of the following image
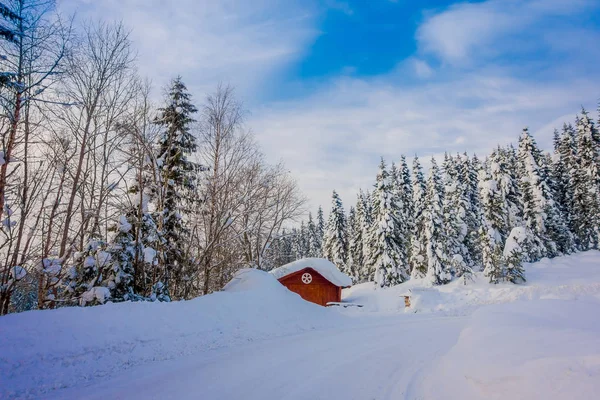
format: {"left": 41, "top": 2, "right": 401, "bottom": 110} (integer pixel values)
{"left": 417, "top": 299, "right": 600, "bottom": 399}
{"left": 3, "top": 252, "right": 600, "bottom": 399}
{"left": 10, "top": 265, "right": 27, "bottom": 280}
{"left": 118, "top": 215, "right": 132, "bottom": 233}
{"left": 80, "top": 286, "right": 111, "bottom": 306}
{"left": 269, "top": 257, "right": 353, "bottom": 287}
{"left": 0, "top": 269, "right": 345, "bottom": 399}
{"left": 343, "top": 251, "right": 600, "bottom": 315}
{"left": 143, "top": 246, "right": 156, "bottom": 263}
{"left": 504, "top": 226, "right": 527, "bottom": 256}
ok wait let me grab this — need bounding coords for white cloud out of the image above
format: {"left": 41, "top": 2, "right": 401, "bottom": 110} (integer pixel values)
{"left": 58, "top": 0, "right": 319, "bottom": 96}
{"left": 416, "top": 0, "right": 599, "bottom": 65}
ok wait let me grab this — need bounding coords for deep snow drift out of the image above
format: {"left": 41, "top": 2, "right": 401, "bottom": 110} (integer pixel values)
{"left": 2, "top": 252, "right": 600, "bottom": 399}
{"left": 0, "top": 269, "right": 347, "bottom": 399}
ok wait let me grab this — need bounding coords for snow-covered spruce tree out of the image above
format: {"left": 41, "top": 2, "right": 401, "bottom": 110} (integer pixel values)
{"left": 307, "top": 212, "right": 321, "bottom": 258}
{"left": 410, "top": 156, "right": 428, "bottom": 278}
{"left": 478, "top": 167, "right": 506, "bottom": 283}
{"left": 350, "top": 193, "right": 366, "bottom": 281}
{"left": 323, "top": 190, "right": 349, "bottom": 272}
{"left": 391, "top": 162, "right": 411, "bottom": 262}
{"left": 424, "top": 158, "right": 451, "bottom": 285}
{"left": 517, "top": 128, "right": 567, "bottom": 260}
{"left": 540, "top": 148, "right": 575, "bottom": 254}
{"left": 106, "top": 216, "right": 136, "bottom": 302}
{"left": 292, "top": 221, "right": 309, "bottom": 260}
{"left": 346, "top": 206, "right": 359, "bottom": 281}
{"left": 153, "top": 77, "right": 201, "bottom": 297}
{"left": 457, "top": 153, "right": 483, "bottom": 270}
{"left": 357, "top": 190, "right": 375, "bottom": 282}
{"left": 442, "top": 153, "right": 473, "bottom": 277}
{"left": 367, "top": 159, "right": 409, "bottom": 287}
{"left": 398, "top": 155, "right": 414, "bottom": 244}
{"left": 572, "top": 110, "right": 600, "bottom": 249}
{"left": 553, "top": 124, "right": 578, "bottom": 244}
{"left": 490, "top": 146, "right": 523, "bottom": 231}
{"left": 316, "top": 206, "right": 326, "bottom": 256}
{"left": 65, "top": 239, "right": 112, "bottom": 306}
{"left": 503, "top": 227, "right": 527, "bottom": 284}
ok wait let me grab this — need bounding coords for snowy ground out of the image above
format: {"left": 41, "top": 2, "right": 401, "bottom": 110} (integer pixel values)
{"left": 2, "top": 252, "right": 600, "bottom": 399}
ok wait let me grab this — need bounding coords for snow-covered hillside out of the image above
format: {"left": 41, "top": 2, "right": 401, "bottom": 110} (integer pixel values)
{"left": 2, "top": 252, "right": 600, "bottom": 399}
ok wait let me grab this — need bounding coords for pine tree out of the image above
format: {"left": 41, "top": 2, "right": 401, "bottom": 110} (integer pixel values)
{"left": 398, "top": 155, "right": 414, "bottom": 245}
{"left": 106, "top": 216, "right": 136, "bottom": 302}
{"left": 443, "top": 154, "right": 473, "bottom": 276}
{"left": 478, "top": 165, "right": 505, "bottom": 283}
{"left": 346, "top": 206, "right": 359, "bottom": 281}
{"left": 491, "top": 146, "right": 522, "bottom": 231}
{"left": 410, "top": 156, "right": 428, "bottom": 278}
{"left": 424, "top": 158, "right": 451, "bottom": 285}
{"left": 517, "top": 128, "right": 566, "bottom": 260}
{"left": 153, "top": 77, "right": 201, "bottom": 296}
{"left": 360, "top": 190, "right": 375, "bottom": 282}
{"left": 350, "top": 193, "right": 366, "bottom": 281}
{"left": 316, "top": 206, "right": 326, "bottom": 256}
{"left": 503, "top": 227, "right": 527, "bottom": 284}
{"left": 65, "top": 239, "right": 113, "bottom": 306}
{"left": 456, "top": 153, "right": 483, "bottom": 270}
{"left": 554, "top": 124, "right": 578, "bottom": 244}
{"left": 307, "top": 213, "right": 321, "bottom": 257}
{"left": 367, "top": 159, "right": 408, "bottom": 287}
{"left": 323, "top": 190, "right": 348, "bottom": 271}
{"left": 572, "top": 110, "right": 600, "bottom": 249}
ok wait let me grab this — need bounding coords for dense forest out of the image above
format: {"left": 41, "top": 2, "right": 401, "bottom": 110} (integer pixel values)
{"left": 274, "top": 110, "right": 600, "bottom": 288}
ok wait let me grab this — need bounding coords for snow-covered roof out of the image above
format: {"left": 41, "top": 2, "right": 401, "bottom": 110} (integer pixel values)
{"left": 270, "top": 258, "right": 353, "bottom": 287}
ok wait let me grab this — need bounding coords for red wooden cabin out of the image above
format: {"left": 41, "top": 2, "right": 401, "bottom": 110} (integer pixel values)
{"left": 270, "top": 258, "right": 352, "bottom": 306}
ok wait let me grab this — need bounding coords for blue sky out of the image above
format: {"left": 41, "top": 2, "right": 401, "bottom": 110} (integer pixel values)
{"left": 59, "top": 0, "right": 600, "bottom": 212}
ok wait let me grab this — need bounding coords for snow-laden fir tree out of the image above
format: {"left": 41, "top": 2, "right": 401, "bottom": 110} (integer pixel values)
{"left": 478, "top": 167, "right": 506, "bottom": 283}
{"left": 503, "top": 227, "right": 527, "bottom": 284}
{"left": 517, "top": 128, "right": 567, "bottom": 260}
{"left": 424, "top": 158, "right": 451, "bottom": 285}
{"left": 367, "top": 159, "right": 409, "bottom": 287}
{"left": 442, "top": 154, "right": 473, "bottom": 278}
{"left": 153, "top": 77, "right": 201, "bottom": 295}
{"left": 106, "top": 216, "right": 137, "bottom": 302}
{"left": 540, "top": 148, "right": 575, "bottom": 254}
{"left": 572, "top": 110, "right": 600, "bottom": 249}
{"left": 553, "top": 125, "right": 578, "bottom": 241}
{"left": 307, "top": 212, "right": 321, "bottom": 258}
{"left": 65, "top": 239, "right": 113, "bottom": 306}
{"left": 323, "top": 190, "right": 348, "bottom": 272}
{"left": 391, "top": 162, "right": 411, "bottom": 264}
{"left": 346, "top": 206, "right": 360, "bottom": 281}
{"left": 291, "top": 222, "right": 309, "bottom": 260}
{"left": 359, "top": 190, "right": 375, "bottom": 282}
{"left": 398, "top": 155, "right": 414, "bottom": 244}
{"left": 457, "top": 153, "right": 483, "bottom": 269}
{"left": 490, "top": 146, "right": 522, "bottom": 232}
{"left": 350, "top": 193, "right": 366, "bottom": 281}
{"left": 316, "top": 206, "right": 326, "bottom": 256}
{"left": 410, "top": 156, "right": 428, "bottom": 278}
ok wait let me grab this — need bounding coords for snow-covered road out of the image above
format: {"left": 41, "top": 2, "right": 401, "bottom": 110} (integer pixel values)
{"left": 4, "top": 252, "right": 600, "bottom": 399}
{"left": 47, "top": 315, "right": 466, "bottom": 400}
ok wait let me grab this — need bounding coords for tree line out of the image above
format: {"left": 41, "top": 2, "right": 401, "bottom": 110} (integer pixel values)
{"left": 273, "top": 109, "right": 600, "bottom": 288}
{"left": 0, "top": 0, "right": 305, "bottom": 314}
